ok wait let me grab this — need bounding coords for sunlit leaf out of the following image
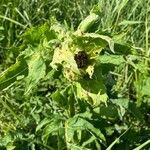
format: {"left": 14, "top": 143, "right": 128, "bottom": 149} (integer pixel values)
{"left": 75, "top": 66, "right": 108, "bottom": 105}
{"left": 25, "top": 51, "right": 46, "bottom": 93}
{"left": 73, "top": 32, "right": 114, "bottom": 53}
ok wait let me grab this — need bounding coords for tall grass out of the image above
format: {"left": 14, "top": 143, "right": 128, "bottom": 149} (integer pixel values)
{"left": 0, "top": 0, "right": 149, "bottom": 149}
{"left": 0, "top": 0, "right": 149, "bottom": 51}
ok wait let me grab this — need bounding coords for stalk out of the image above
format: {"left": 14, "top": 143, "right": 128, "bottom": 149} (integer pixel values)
{"left": 68, "top": 84, "right": 75, "bottom": 117}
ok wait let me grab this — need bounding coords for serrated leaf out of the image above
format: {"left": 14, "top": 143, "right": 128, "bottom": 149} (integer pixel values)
{"left": 0, "top": 60, "right": 28, "bottom": 91}
{"left": 25, "top": 51, "right": 46, "bottom": 93}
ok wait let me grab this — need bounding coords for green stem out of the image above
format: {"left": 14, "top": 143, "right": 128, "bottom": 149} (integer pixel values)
{"left": 68, "top": 85, "right": 75, "bottom": 117}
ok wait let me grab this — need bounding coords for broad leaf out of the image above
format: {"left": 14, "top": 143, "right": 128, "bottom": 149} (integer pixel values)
{"left": 22, "top": 23, "right": 55, "bottom": 46}
{"left": 75, "top": 66, "right": 108, "bottom": 105}
{"left": 94, "top": 103, "right": 119, "bottom": 120}
{"left": 73, "top": 32, "right": 114, "bottom": 53}
{"left": 25, "top": 51, "right": 46, "bottom": 93}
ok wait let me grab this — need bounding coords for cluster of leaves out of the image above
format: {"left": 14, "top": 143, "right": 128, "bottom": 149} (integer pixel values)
{"left": 0, "top": 4, "right": 150, "bottom": 150}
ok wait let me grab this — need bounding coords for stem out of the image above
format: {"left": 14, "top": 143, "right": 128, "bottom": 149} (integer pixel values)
{"left": 133, "top": 140, "right": 150, "bottom": 150}
{"left": 68, "top": 85, "right": 75, "bottom": 117}
{"left": 106, "top": 126, "right": 131, "bottom": 150}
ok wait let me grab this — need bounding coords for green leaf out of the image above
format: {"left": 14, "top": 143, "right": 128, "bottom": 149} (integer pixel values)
{"left": 50, "top": 46, "right": 80, "bottom": 76}
{"left": 85, "top": 33, "right": 114, "bottom": 53}
{"left": 113, "top": 43, "right": 131, "bottom": 55}
{"left": 94, "top": 103, "right": 119, "bottom": 120}
{"left": 25, "top": 51, "right": 46, "bottom": 93}
{"left": 22, "top": 23, "right": 54, "bottom": 46}
{"left": 73, "top": 32, "right": 114, "bottom": 53}
{"left": 65, "top": 115, "right": 106, "bottom": 148}
{"left": 75, "top": 66, "right": 108, "bottom": 105}
{"left": 0, "top": 134, "right": 15, "bottom": 149}
{"left": 100, "top": 55, "right": 125, "bottom": 65}
{"left": 112, "top": 98, "right": 129, "bottom": 109}
{"left": 36, "top": 118, "right": 52, "bottom": 132}
{"left": 41, "top": 115, "right": 63, "bottom": 144}
{"left": 77, "top": 13, "right": 99, "bottom": 33}
{"left": 0, "top": 60, "right": 28, "bottom": 91}
{"left": 50, "top": 42, "right": 82, "bottom": 81}
{"left": 134, "top": 76, "right": 150, "bottom": 106}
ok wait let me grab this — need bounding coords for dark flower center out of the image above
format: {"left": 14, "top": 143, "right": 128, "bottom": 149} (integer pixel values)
{"left": 74, "top": 51, "right": 88, "bottom": 68}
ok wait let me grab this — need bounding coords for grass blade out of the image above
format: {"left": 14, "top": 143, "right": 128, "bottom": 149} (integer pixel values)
{"left": 0, "top": 15, "right": 26, "bottom": 28}
{"left": 133, "top": 140, "right": 150, "bottom": 150}
{"left": 106, "top": 126, "right": 131, "bottom": 150}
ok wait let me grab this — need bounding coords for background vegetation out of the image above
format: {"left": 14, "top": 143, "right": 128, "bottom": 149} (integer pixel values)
{"left": 0, "top": 0, "right": 150, "bottom": 150}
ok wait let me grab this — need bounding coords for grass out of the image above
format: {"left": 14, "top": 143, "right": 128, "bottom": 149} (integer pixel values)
{"left": 0, "top": 0, "right": 150, "bottom": 150}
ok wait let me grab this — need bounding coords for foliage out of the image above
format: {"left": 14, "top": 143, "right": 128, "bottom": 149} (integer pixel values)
{"left": 0, "top": 0, "right": 150, "bottom": 150}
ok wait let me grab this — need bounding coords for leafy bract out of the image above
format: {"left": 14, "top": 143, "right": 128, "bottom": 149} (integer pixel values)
{"left": 73, "top": 65, "right": 107, "bottom": 105}
{"left": 50, "top": 45, "right": 80, "bottom": 81}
